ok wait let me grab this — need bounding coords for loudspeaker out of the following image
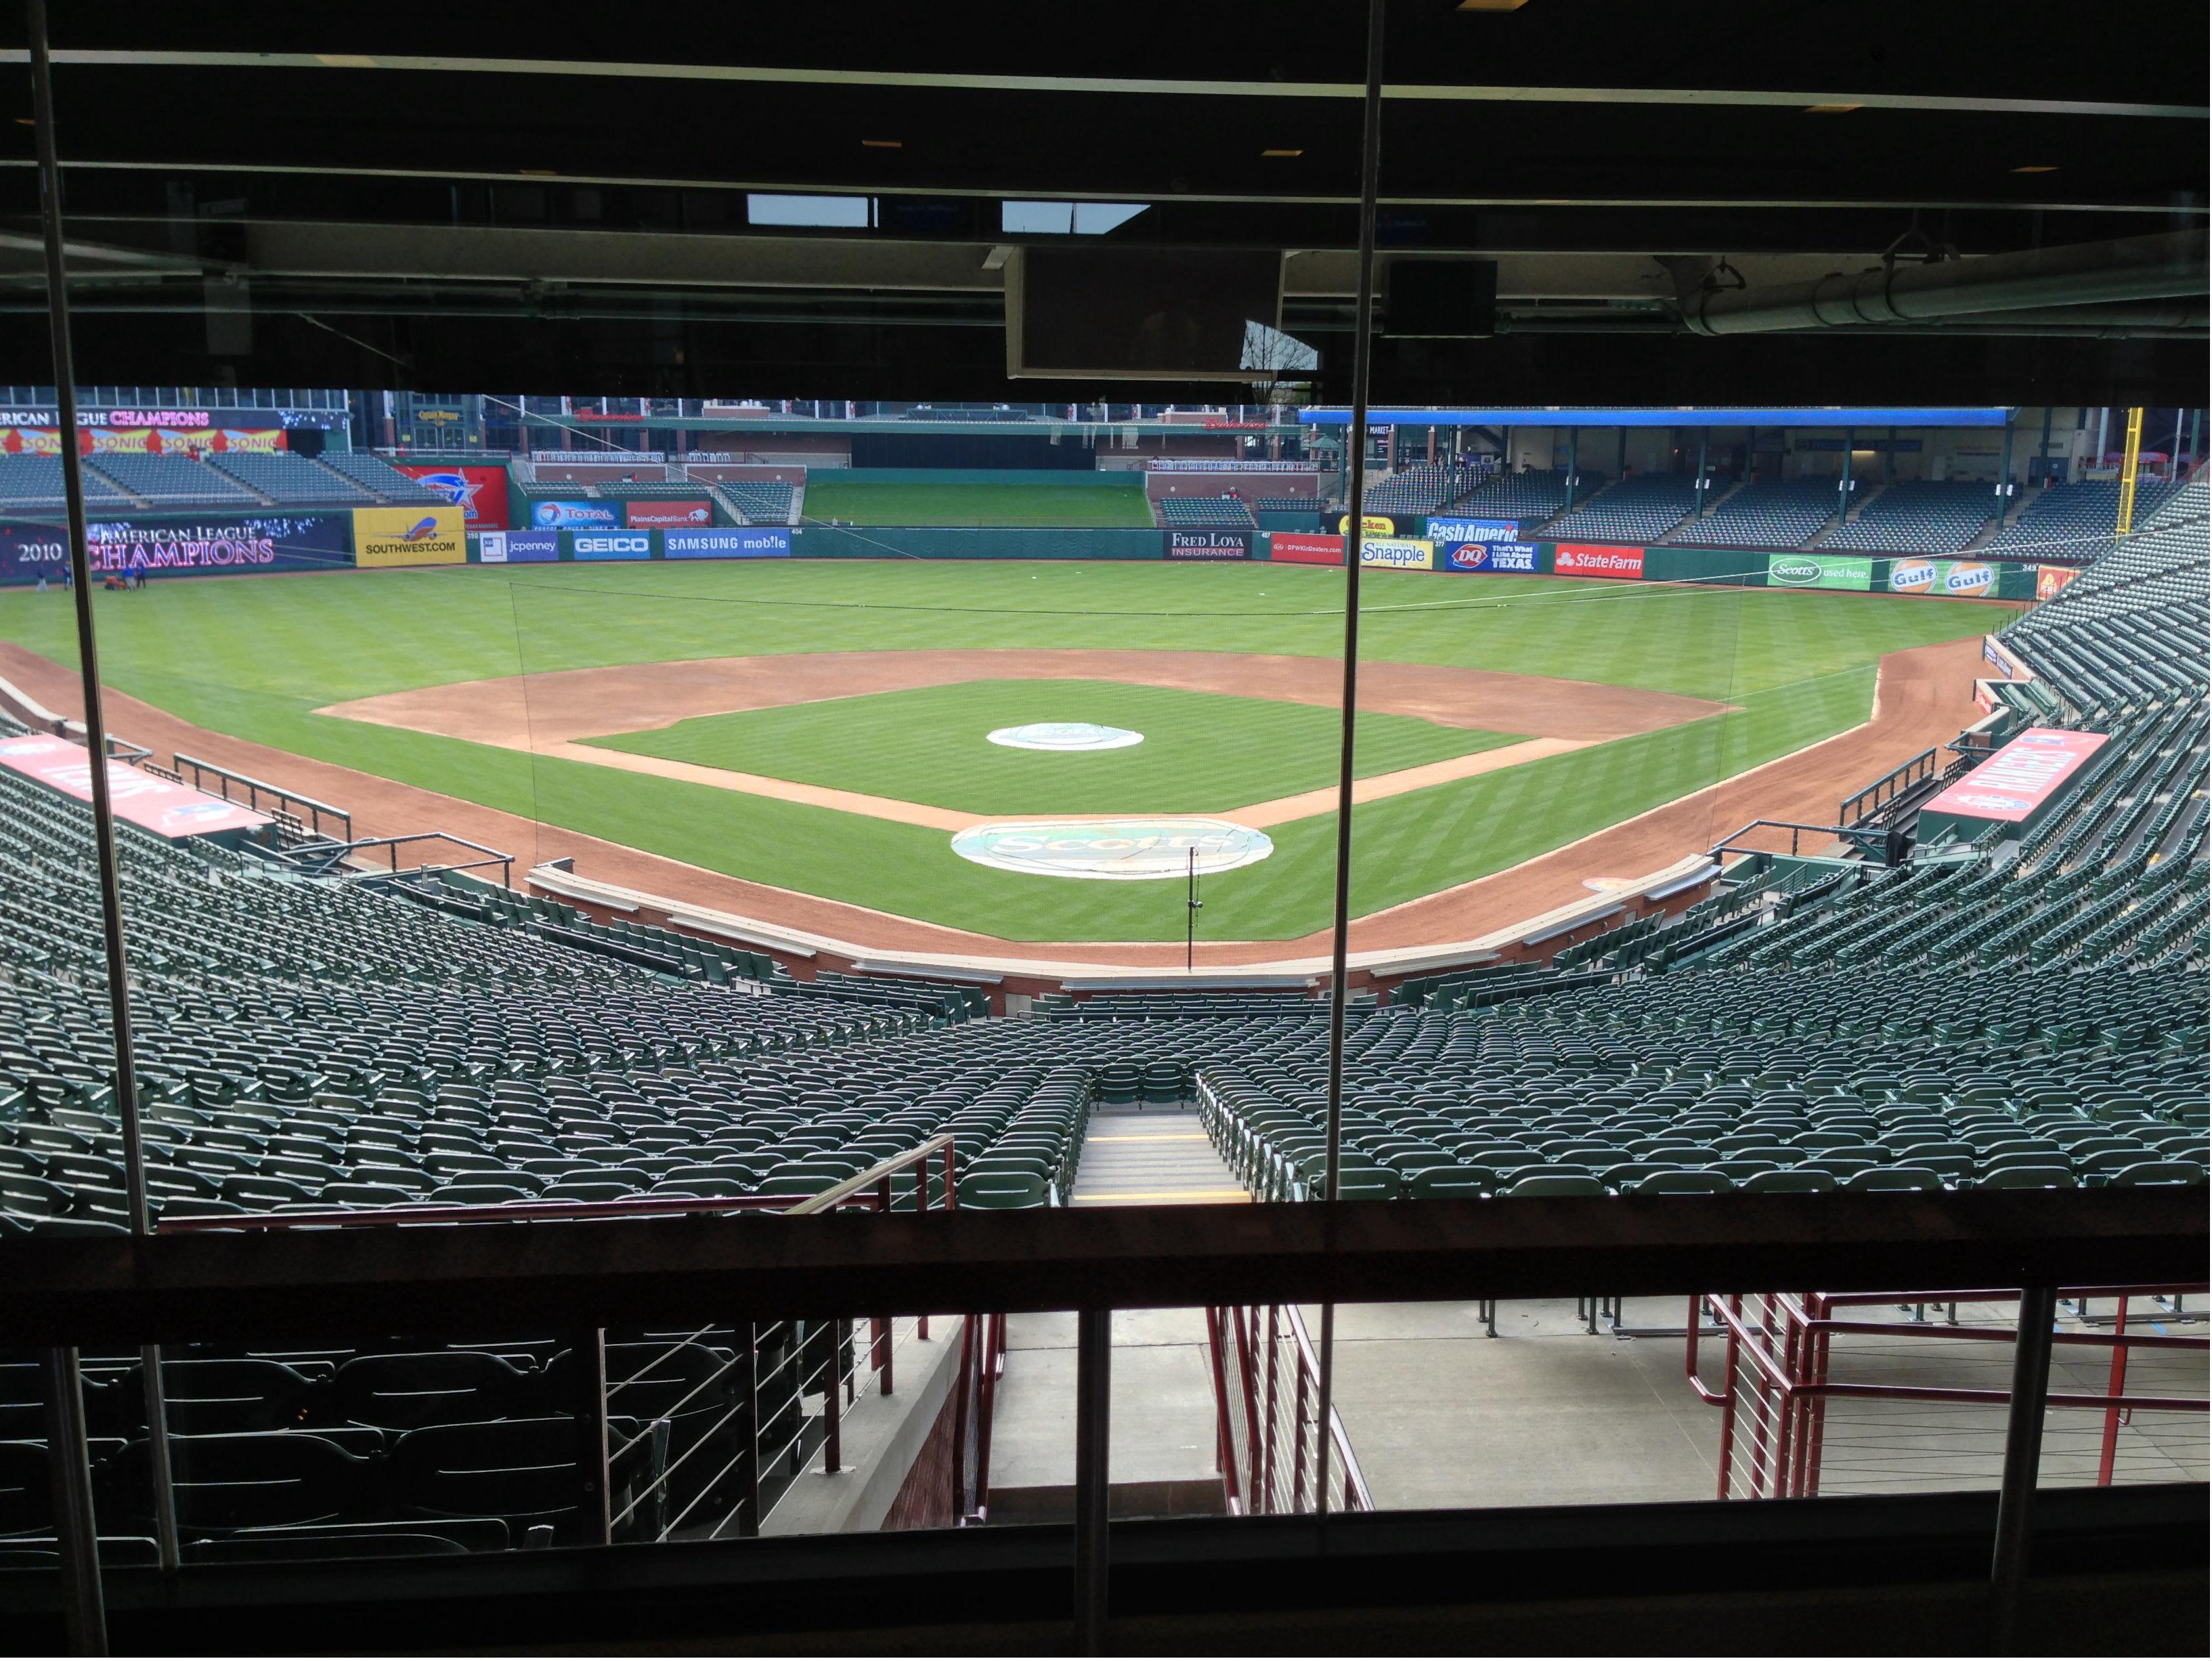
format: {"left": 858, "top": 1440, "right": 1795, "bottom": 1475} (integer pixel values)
{"left": 1385, "top": 259, "right": 1498, "bottom": 339}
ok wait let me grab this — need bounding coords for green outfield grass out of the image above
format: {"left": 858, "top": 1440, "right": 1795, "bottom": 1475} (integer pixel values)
{"left": 801, "top": 479, "right": 1155, "bottom": 527}
{"left": 582, "top": 678, "right": 1521, "bottom": 815}
{"left": 0, "top": 559, "right": 1999, "bottom": 942}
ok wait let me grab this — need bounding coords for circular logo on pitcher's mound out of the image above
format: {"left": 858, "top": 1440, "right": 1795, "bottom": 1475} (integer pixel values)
{"left": 986, "top": 722, "right": 1144, "bottom": 752}
{"left": 951, "top": 817, "right": 1273, "bottom": 881}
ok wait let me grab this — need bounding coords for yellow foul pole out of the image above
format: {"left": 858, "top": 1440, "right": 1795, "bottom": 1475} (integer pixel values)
{"left": 2115, "top": 406, "right": 2146, "bottom": 536}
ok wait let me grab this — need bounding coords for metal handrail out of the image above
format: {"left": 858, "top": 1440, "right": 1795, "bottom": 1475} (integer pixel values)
{"left": 277, "top": 829, "right": 514, "bottom": 889}
{"left": 1281, "top": 1301, "right": 1372, "bottom": 1511}
{"left": 156, "top": 1134, "right": 959, "bottom": 1234}
{"left": 1206, "top": 1299, "right": 1373, "bottom": 1515}
{"left": 172, "top": 750, "right": 351, "bottom": 840}
{"left": 1838, "top": 746, "right": 1940, "bottom": 828}
{"left": 1710, "top": 818, "right": 1884, "bottom": 859}
{"left": 1688, "top": 1283, "right": 2209, "bottom": 1502}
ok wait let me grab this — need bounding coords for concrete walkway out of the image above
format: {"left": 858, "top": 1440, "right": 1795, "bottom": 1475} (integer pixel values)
{"left": 983, "top": 1106, "right": 1246, "bottom": 1520}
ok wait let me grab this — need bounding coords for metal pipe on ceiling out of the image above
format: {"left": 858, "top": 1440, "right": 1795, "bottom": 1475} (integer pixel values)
{"left": 1680, "top": 230, "right": 2209, "bottom": 336}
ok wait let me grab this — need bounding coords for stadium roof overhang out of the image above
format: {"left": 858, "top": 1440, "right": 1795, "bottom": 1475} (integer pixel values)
{"left": 0, "top": 4, "right": 2199, "bottom": 404}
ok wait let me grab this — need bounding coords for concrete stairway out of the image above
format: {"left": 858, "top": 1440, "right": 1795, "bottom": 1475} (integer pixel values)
{"left": 1068, "top": 1106, "right": 1249, "bottom": 1207}
{"left": 980, "top": 1104, "right": 1246, "bottom": 1522}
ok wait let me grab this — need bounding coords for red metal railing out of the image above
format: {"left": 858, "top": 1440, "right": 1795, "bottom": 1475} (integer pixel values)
{"left": 1203, "top": 1302, "right": 1372, "bottom": 1515}
{"left": 1688, "top": 1285, "right": 2208, "bottom": 1501}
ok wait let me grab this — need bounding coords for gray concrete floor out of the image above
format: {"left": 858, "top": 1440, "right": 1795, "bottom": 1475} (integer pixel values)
{"left": 1318, "top": 1294, "right": 2207, "bottom": 1511}
{"left": 991, "top": 1113, "right": 2208, "bottom": 1515}
{"left": 986, "top": 1308, "right": 1222, "bottom": 1490}
{"left": 986, "top": 1110, "right": 1244, "bottom": 1498}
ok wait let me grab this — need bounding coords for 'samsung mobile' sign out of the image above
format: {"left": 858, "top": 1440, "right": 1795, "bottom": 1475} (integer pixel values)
{"left": 1922, "top": 727, "right": 2110, "bottom": 823}
{"left": 663, "top": 527, "right": 791, "bottom": 559}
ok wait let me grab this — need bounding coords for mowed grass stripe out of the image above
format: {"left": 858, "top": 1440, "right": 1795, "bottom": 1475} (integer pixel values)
{"left": 0, "top": 560, "right": 1997, "bottom": 942}
{"left": 580, "top": 678, "right": 1521, "bottom": 816}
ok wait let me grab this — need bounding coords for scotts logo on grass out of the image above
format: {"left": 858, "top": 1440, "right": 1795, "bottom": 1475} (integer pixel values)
{"left": 951, "top": 817, "right": 1274, "bottom": 880}
{"left": 986, "top": 722, "right": 1144, "bottom": 752}
{"left": 1769, "top": 557, "right": 1823, "bottom": 586}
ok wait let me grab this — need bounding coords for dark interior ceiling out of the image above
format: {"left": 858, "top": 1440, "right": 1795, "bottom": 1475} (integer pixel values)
{"left": 0, "top": 1, "right": 2202, "bottom": 403}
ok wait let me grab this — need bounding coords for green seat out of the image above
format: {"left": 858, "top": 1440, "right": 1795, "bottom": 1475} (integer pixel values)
{"left": 1407, "top": 1167, "right": 1488, "bottom": 1199}
{"left": 1634, "top": 1170, "right": 1734, "bottom": 1194}
{"left": 1845, "top": 1167, "right": 1945, "bottom": 1192}
{"left": 2104, "top": 1161, "right": 2203, "bottom": 1188}
{"left": 1976, "top": 1165, "right": 2077, "bottom": 1190}
{"left": 963, "top": 1172, "right": 1050, "bottom": 1209}
{"left": 1503, "top": 1173, "right": 1606, "bottom": 1198}
{"left": 1741, "top": 1169, "right": 1837, "bottom": 1193}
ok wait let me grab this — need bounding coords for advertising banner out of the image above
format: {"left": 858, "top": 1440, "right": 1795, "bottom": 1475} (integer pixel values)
{"left": 1766, "top": 553, "right": 1875, "bottom": 591}
{"left": 2035, "top": 565, "right": 2081, "bottom": 602}
{"left": 475, "top": 529, "right": 560, "bottom": 565}
{"left": 663, "top": 527, "right": 791, "bottom": 559}
{"left": 1266, "top": 532, "right": 1345, "bottom": 566}
{"left": 396, "top": 463, "right": 511, "bottom": 530}
{"left": 1164, "top": 529, "right": 1253, "bottom": 560}
{"left": 567, "top": 530, "right": 656, "bottom": 561}
{"left": 353, "top": 506, "right": 465, "bottom": 569}
{"left": 1425, "top": 517, "right": 1522, "bottom": 546}
{"left": 531, "top": 499, "right": 619, "bottom": 530}
{"left": 1335, "top": 513, "right": 1400, "bottom": 537}
{"left": 0, "top": 521, "right": 68, "bottom": 585}
{"left": 1148, "top": 458, "right": 1315, "bottom": 473}
{"left": 1888, "top": 557, "right": 1999, "bottom": 598}
{"left": 624, "top": 499, "right": 714, "bottom": 530}
{"left": 1922, "top": 727, "right": 2109, "bottom": 823}
{"left": 1441, "top": 539, "right": 1540, "bottom": 574}
{"left": 530, "top": 449, "right": 664, "bottom": 463}
{"left": 1357, "top": 538, "right": 1436, "bottom": 571}
{"left": 1554, "top": 544, "right": 1645, "bottom": 580}
{"left": 0, "top": 733, "right": 269, "bottom": 840}
{"left": 7, "top": 514, "right": 357, "bottom": 583}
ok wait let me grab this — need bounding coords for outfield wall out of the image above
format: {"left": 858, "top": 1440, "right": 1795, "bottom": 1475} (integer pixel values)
{"left": 1257, "top": 530, "right": 2038, "bottom": 601}
{"left": 815, "top": 468, "right": 1144, "bottom": 488}
{"left": 0, "top": 509, "right": 2035, "bottom": 599}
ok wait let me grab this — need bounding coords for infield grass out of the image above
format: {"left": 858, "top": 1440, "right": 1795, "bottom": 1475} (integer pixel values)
{"left": 0, "top": 558, "right": 1999, "bottom": 941}
{"left": 801, "top": 480, "right": 1155, "bottom": 527}
{"left": 582, "top": 678, "right": 1521, "bottom": 815}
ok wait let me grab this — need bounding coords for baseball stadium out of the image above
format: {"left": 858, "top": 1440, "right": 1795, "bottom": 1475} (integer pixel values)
{"left": 0, "top": 7, "right": 2205, "bottom": 1656}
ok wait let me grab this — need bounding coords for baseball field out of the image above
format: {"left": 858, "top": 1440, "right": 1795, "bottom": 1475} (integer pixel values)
{"left": 0, "top": 559, "right": 2001, "bottom": 945}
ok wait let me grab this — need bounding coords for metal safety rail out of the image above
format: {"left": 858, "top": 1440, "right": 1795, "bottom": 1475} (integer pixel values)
{"left": 153, "top": 1137, "right": 988, "bottom": 1546}
{"left": 1839, "top": 745, "right": 1955, "bottom": 829}
{"left": 1688, "top": 1285, "right": 2209, "bottom": 1502}
{"left": 1203, "top": 1302, "right": 1372, "bottom": 1515}
{"left": 7, "top": 1188, "right": 2203, "bottom": 1658}
{"left": 266, "top": 829, "right": 515, "bottom": 888}
{"left": 171, "top": 752, "right": 351, "bottom": 842}
{"left": 1710, "top": 817, "right": 1889, "bottom": 861}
